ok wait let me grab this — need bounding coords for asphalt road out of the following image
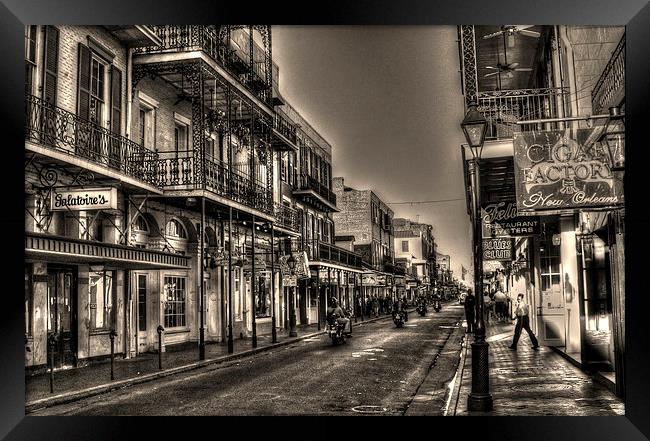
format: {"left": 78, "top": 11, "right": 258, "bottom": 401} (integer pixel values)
{"left": 34, "top": 304, "right": 466, "bottom": 416}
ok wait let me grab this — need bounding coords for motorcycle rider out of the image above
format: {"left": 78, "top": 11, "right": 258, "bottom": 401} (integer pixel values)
{"left": 393, "top": 296, "right": 409, "bottom": 322}
{"left": 326, "top": 297, "right": 352, "bottom": 335}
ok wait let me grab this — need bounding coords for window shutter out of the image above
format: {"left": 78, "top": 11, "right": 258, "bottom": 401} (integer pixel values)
{"left": 77, "top": 43, "right": 91, "bottom": 120}
{"left": 42, "top": 26, "right": 59, "bottom": 105}
{"left": 110, "top": 65, "right": 122, "bottom": 134}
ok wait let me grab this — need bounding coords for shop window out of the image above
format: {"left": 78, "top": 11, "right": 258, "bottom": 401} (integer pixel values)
{"left": 163, "top": 276, "right": 186, "bottom": 328}
{"left": 255, "top": 271, "right": 272, "bottom": 318}
{"left": 234, "top": 268, "right": 242, "bottom": 320}
{"left": 89, "top": 269, "right": 116, "bottom": 332}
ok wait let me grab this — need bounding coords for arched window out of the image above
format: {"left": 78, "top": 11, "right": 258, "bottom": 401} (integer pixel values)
{"left": 166, "top": 219, "right": 187, "bottom": 239}
{"left": 133, "top": 215, "right": 150, "bottom": 249}
{"left": 165, "top": 218, "right": 188, "bottom": 255}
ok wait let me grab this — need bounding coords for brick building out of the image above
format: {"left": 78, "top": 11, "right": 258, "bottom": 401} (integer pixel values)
{"left": 332, "top": 177, "right": 396, "bottom": 303}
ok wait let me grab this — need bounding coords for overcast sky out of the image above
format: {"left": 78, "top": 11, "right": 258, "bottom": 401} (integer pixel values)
{"left": 272, "top": 26, "right": 473, "bottom": 279}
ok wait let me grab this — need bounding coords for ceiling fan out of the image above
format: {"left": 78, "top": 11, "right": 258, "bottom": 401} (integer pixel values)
{"left": 483, "top": 25, "right": 541, "bottom": 47}
{"left": 484, "top": 62, "right": 533, "bottom": 79}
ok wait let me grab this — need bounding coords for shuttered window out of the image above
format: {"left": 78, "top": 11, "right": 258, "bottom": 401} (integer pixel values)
{"left": 77, "top": 43, "right": 91, "bottom": 120}
{"left": 110, "top": 65, "right": 122, "bottom": 134}
{"left": 42, "top": 26, "right": 59, "bottom": 105}
{"left": 25, "top": 25, "right": 37, "bottom": 96}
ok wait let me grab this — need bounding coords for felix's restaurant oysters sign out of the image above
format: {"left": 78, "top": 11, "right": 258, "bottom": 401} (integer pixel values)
{"left": 50, "top": 188, "right": 118, "bottom": 211}
{"left": 513, "top": 129, "right": 623, "bottom": 212}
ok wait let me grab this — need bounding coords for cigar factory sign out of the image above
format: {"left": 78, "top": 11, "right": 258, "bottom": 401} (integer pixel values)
{"left": 513, "top": 129, "right": 624, "bottom": 212}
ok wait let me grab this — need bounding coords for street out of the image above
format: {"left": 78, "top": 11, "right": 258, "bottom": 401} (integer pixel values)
{"left": 33, "top": 305, "right": 466, "bottom": 416}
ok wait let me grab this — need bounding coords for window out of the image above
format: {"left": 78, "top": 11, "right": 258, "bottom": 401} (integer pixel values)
{"left": 166, "top": 219, "right": 187, "bottom": 238}
{"left": 234, "top": 268, "right": 242, "bottom": 320}
{"left": 137, "top": 93, "right": 158, "bottom": 150}
{"left": 89, "top": 270, "right": 115, "bottom": 331}
{"left": 164, "top": 276, "right": 186, "bottom": 328}
{"left": 137, "top": 274, "right": 147, "bottom": 332}
{"left": 133, "top": 215, "right": 149, "bottom": 249}
{"left": 174, "top": 113, "right": 190, "bottom": 157}
{"left": 255, "top": 272, "right": 271, "bottom": 319}
{"left": 88, "top": 55, "right": 106, "bottom": 124}
{"left": 402, "top": 240, "right": 409, "bottom": 252}
{"left": 25, "top": 25, "right": 37, "bottom": 96}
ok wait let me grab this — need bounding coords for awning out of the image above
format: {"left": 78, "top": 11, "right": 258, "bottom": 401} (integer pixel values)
{"left": 26, "top": 232, "right": 190, "bottom": 270}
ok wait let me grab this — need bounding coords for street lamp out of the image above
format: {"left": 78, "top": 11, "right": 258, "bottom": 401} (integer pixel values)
{"left": 461, "top": 100, "right": 493, "bottom": 412}
{"left": 286, "top": 253, "right": 298, "bottom": 337}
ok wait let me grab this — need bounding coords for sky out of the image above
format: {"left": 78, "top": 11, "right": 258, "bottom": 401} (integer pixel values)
{"left": 272, "top": 26, "right": 473, "bottom": 280}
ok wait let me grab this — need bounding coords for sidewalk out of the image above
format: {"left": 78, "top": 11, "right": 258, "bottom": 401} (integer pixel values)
{"left": 447, "top": 320, "right": 625, "bottom": 416}
{"left": 25, "top": 311, "right": 400, "bottom": 412}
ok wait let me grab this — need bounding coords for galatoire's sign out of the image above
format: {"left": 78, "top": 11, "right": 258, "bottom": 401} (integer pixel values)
{"left": 50, "top": 187, "right": 118, "bottom": 211}
{"left": 481, "top": 201, "right": 540, "bottom": 238}
{"left": 513, "top": 128, "right": 624, "bottom": 212}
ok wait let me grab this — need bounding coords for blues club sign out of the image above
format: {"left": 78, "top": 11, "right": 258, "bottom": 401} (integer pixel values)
{"left": 513, "top": 129, "right": 624, "bottom": 212}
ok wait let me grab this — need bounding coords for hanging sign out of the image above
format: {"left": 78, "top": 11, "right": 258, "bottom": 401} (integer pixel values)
{"left": 362, "top": 274, "right": 378, "bottom": 286}
{"left": 50, "top": 187, "right": 118, "bottom": 211}
{"left": 282, "top": 274, "right": 297, "bottom": 287}
{"left": 293, "top": 252, "right": 310, "bottom": 279}
{"left": 513, "top": 128, "right": 624, "bottom": 212}
{"left": 482, "top": 238, "right": 514, "bottom": 261}
{"left": 481, "top": 201, "right": 540, "bottom": 238}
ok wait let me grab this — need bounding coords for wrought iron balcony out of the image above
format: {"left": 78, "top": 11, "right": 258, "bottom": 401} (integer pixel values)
{"left": 138, "top": 25, "right": 272, "bottom": 107}
{"left": 274, "top": 203, "right": 301, "bottom": 233}
{"left": 25, "top": 94, "right": 158, "bottom": 186}
{"left": 272, "top": 107, "right": 298, "bottom": 150}
{"left": 152, "top": 151, "right": 274, "bottom": 215}
{"left": 476, "top": 87, "right": 568, "bottom": 140}
{"left": 293, "top": 174, "right": 337, "bottom": 211}
{"left": 592, "top": 34, "right": 625, "bottom": 115}
{"left": 304, "top": 239, "right": 363, "bottom": 269}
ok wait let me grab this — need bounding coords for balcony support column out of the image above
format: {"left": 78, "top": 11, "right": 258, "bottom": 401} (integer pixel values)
{"left": 190, "top": 62, "right": 205, "bottom": 189}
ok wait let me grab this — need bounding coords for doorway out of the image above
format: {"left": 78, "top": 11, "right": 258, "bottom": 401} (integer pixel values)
{"left": 135, "top": 273, "right": 148, "bottom": 353}
{"left": 47, "top": 267, "right": 77, "bottom": 369}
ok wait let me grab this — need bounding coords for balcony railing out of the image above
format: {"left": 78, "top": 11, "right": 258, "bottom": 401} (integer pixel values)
{"left": 274, "top": 203, "right": 301, "bottom": 232}
{"left": 592, "top": 34, "right": 625, "bottom": 115}
{"left": 25, "top": 94, "right": 158, "bottom": 186}
{"left": 297, "top": 174, "right": 337, "bottom": 206}
{"left": 139, "top": 25, "right": 271, "bottom": 106}
{"left": 476, "top": 87, "right": 568, "bottom": 140}
{"left": 273, "top": 107, "right": 297, "bottom": 145}
{"left": 152, "top": 151, "right": 274, "bottom": 215}
{"left": 303, "top": 239, "right": 363, "bottom": 269}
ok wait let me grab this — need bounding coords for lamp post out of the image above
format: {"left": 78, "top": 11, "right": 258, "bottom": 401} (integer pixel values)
{"left": 286, "top": 253, "right": 298, "bottom": 337}
{"left": 461, "top": 100, "right": 493, "bottom": 412}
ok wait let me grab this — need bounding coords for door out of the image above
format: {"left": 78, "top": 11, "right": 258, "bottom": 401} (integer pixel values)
{"left": 47, "top": 268, "right": 77, "bottom": 368}
{"left": 537, "top": 226, "right": 566, "bottom": 346}
{"left": 136, "top": 273, "right": 148, "bottom": 353}
{"left": 581, "top": 235, "right": 614, "bottom": 370}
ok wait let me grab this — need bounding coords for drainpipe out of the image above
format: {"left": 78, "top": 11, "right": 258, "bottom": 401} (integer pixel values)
{"left": 558, "top": 26, "right": 580, "bottom": 136}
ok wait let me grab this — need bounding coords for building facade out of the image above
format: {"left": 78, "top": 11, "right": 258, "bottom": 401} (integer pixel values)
{"left": 459, "top": 25, "right": 625, "bottom": 396}
{"left": 332, "top": 177, "right": 397, "bottom": 304}
{"left": 393, "top": 217, "right": 436, "bottom": 301}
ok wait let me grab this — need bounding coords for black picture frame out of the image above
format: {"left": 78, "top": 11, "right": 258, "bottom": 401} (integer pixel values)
{"left": 2, "top": 0, "right": 649, "bottom": 439}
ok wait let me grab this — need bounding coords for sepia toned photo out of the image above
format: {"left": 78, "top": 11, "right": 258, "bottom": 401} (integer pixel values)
{"left": 23, "top": 24, "right": 625, "bottom": 416}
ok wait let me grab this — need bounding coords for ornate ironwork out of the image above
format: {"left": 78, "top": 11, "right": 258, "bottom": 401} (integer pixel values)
{"left": 25, "top": 94, "right": 157, "bottom": 185}
{"left": 592, "top": 33, "right": 625, "bottom": 115}
{"left": 460, "top": 25, "right": 479, "bottom": 105}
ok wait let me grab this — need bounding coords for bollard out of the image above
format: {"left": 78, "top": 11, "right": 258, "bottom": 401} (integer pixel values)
{"left": 109, "top": 329, "right": 117, "bottom": 381}
{"left": 157, "top": 325, "right": 164, "bottom": 370}
{"left": 47, "top": 333, "right": 57, "bottom": 394}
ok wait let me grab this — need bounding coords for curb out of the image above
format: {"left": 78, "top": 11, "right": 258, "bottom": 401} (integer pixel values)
{"left": 25, "top": 309, "right": 405, "bottom": 413}
{"left": 445, "top": 328, "right": 470, "bottom": 416}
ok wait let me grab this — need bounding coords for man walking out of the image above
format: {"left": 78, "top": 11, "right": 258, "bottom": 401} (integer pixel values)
{"left": 464, "top": 289, "right": 476, "bottom": 333}
{"left": 509, "top": 293, "right": 539, "bottom": 350}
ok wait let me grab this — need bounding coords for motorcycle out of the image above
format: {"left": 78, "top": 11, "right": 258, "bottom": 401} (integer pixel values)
{"left": 393, "top": 310, "right": 406, "bottom": 328}
{"left": 326, "top": 314, "right": 346, "bottom": 345}
{"left": 416, "top": 303, "right": 427, "bottom": 316}
{"left": 433, "top": 299, "right": 442, "bottom": 312}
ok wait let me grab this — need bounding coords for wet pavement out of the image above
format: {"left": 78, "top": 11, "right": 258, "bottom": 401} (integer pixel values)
{"left": 31, "top": 306, "right": 465, "bottom": 416}
{"left": 449, "top": 320, "right": 625, "bottom": 416}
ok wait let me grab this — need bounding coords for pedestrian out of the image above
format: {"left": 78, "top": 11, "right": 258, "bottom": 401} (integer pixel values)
{"left": 372, "top": 295, "right": 379, "bottom": 317}
{"left": 365, "top": 294, "right": 372, "bottom": 317}
{"left": 464, "top": 289, "right": 476, "bottom": 333}
{"left": 509, "top": 293, "right": 539, "bottom": 351}
{"left": 483, "top": 290, "right": 492, "bottom": 324}
{"left": 494, "top": 288, "right": 507, "bottom": 322}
